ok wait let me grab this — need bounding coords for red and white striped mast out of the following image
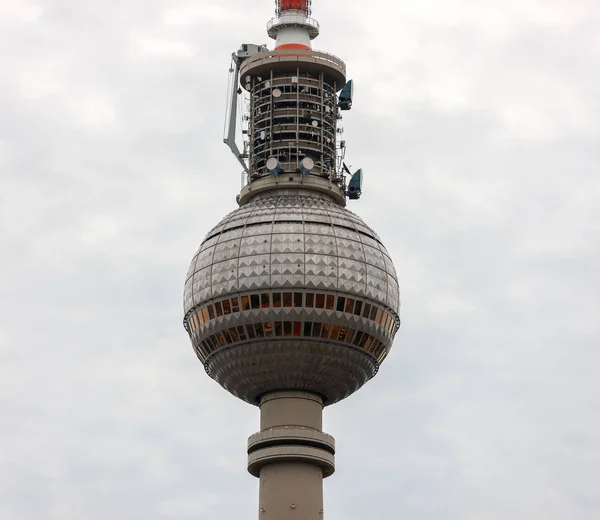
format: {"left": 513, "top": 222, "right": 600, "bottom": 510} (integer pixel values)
{"left": 268, "top": 0, "right": 320, "bottom": 51}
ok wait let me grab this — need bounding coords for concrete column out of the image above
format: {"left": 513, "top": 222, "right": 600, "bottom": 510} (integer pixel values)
{"left": 260, "top": 391, "right": 323, "bottom": 430}
{"left": 248, "top": 391, "right": 335, "bottom": 520}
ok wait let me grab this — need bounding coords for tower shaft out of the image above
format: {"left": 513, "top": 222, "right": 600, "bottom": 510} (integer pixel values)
{"left": 248, "top": 392, "right": 335, "bottom": 519}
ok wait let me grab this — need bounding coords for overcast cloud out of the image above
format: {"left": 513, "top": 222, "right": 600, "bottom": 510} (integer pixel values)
{"left": 1, "top": 0, "right": 599, "bottom": 518}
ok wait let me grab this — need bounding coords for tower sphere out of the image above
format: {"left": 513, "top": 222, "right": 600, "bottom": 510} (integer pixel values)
{"left": 183, "top": 191, "right": 400, "bottom": 405}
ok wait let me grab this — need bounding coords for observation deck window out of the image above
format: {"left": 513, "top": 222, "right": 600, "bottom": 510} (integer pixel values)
{"left": 294, "top": 292, "right": 303, "bottom": 307}
{"left": 264, "top": 322, "right": 273, "bottom": 337}
{"left": 284, "top": 321, "right": 292, "bottom": 336}
{"left": 352, "top": 331, "right": 363, "bottom": 346}
{"left": 330, "top": 325, "right": 340, "bottom": 340}
{"left": 326, "top": 295, "right": 335, "bottom": 310}
{"left": 304, "top": 321, "right": 313, "bottom": 336}
{"left": 241, "top": 295, "right": 250, "bottom": 310}
{"left": 345, "top": 298, "right": 355, "bottom": 313}
{"left": 237, "top": 326, "right": 247, "bottom": 341}
{"left": 353, "top": 300, "right": 363, "bottom": 315}
{"left": 186, "top": 292, "right": 399, "bottom": 342}
{"left": 346, "top": 329, "right": 355, "bottom": 343}
{"left": 283, "top": 292, "right": 293, "bottom": 307}
{"left": 312, "top": 323, "right": 322, "bottom": 337}
{"left": 362, "top": 303, "right": 371, "bottom": 319}
{"left": 315, "top": 294, "right": 325, "bottom": 309}
{"left": 247, "top": 324, "right": 256, "bottom": 339}
{"left": 272, "top": 321, "right": 282, "bottom": 336}
{"left": 261, "top": 293, "right": 270, "bottom": 308}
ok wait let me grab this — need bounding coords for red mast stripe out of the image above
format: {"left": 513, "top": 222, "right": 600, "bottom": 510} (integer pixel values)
{"left": 278, "top": 0, "right": 309, "bottom": 13}
{"left": 275, "top": 43, "right": 311, "bottom": 50}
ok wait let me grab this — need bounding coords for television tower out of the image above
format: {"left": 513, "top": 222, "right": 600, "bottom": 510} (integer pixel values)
{"left": 183, "top": 1, "right": 400, "bottom": 518}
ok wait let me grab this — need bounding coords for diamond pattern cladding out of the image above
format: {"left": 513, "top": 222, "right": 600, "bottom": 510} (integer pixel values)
{"left": 184, "top": 194, "right": 400, "bottom": 315}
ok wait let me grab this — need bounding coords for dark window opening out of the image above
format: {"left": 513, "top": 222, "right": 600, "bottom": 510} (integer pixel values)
{"left": 370, "top": 307, "right": 378, "bottom": 321}
{"left": 247, "top": 324, "right": 256, "bottom": 339}
{"left": 326, "top": 295, "right": 335, "bottom": 310}
{"left": 304, "top": 321, "right": 313, "bottom": 336}
{"left": 283, "top": 292, "right": 293, "bottom": 307}
{"left": 254, "top": 323, "right": 264, "bottom": 337}
{"left": 345, "top": 298, "right": 355, "bottom": 313}
{"left": 315, "top": 294, "right": 325, "bottom": 308}
{"left": 362, "top": 303, "right": 371, "bottom": 319}
{"left": 293, "top": 321, "right": 302, "bottom": 336}
{"left": 311, "top": 323, "right": 322, "bottom": 337}
{"left": 237, "top": 326, "right": 247, "bottom": 341}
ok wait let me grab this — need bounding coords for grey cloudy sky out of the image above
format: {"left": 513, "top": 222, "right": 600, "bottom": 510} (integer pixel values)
{"left": 1, "top": 0, "right": 599, "bottom": 518}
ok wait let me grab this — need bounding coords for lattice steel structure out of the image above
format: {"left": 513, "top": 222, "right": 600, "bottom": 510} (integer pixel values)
{"left": 183, "top": 2, "right": 400, "bottom": 519}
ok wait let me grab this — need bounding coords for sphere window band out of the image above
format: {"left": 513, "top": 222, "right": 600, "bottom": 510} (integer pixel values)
{"left": 184, "top": 291, "right": 400, "bottom": 336}
{"left": 194, "top": 320, "right": 389, "bottom": 364}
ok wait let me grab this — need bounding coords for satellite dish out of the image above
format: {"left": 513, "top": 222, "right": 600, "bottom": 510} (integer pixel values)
{"left": 266, "top": 157, "right": 281, "bottom": 175}
{"left": 299, "top": 157, "right": 314, "bottom": 175}
{"left": 311, "top": 120, "right": 319, "bottom": 127}
{"left": 272, "top": 88, "right": 282, "bottom": 98}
